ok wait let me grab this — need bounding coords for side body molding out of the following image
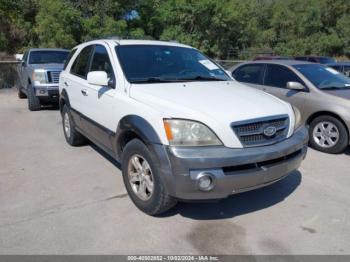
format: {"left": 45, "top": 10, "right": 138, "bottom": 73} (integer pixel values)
{"left": 115, "top": 115, "right": 162, "bottom": 158}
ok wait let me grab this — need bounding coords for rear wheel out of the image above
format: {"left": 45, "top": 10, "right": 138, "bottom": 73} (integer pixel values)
{"left": 27, "top": 84, "right": 41, "bottom": 111}
{"left": 309, "top": 115, "right": 348, "bottom": 154}
{"left": 62, "top": 105, "right": 85, "bottom": 146}
{"left": 121, "top": 139, "right": 177, "bottom": 215}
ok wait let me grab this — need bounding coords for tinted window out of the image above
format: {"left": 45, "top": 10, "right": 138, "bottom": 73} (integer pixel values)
{"left": 28, "top": 51, "right": 69, "bottom": 64}
{"left": 264, "top": 64, "right": 302, "bottom": 88}
{"left": 90, "top": 45, "right": 114, "bottom": 78}
{"left": 63, "top": 49, "right": 77, "bottom": 70}
{"left": 319, "top": 57, "right": 336, "bottom": 64}
{"left": 71, "top": 46, "right": 94, "bottom": 78}
{"left": 115, "top": 45, "right": 230, "bottom": 83}
{"left": 294, "top": 64, "right": 350, "bottom": 90}
{"left": 308, "top": 57, "right": 318, "bottom": 63}
{"left": 329, "top": 65, "right": 342, "bottom": 72}
{"left": 294, "top": 57, "right": 308, "bottom": 61}
{"left": 232, "top": 64, "right": 264, "bottom": 84}
{"left": 343, "top": 66, "right": 350, "bottom": 77}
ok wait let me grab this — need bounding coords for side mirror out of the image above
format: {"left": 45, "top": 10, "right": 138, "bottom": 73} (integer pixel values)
{"left": 21, "top": 61, "right": 26, "bottom": 67}
{"left": 87, "top": 71, "right": 108, "bottom": 86}
{"left": 287, "top": 81, "right": 305, "bottom": 91}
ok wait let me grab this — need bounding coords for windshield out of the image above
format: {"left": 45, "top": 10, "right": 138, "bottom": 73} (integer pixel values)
{"left": 115, "top": 45, "right": 231, "bottom": 83}
{"left": 293, "top": 64, "right": 350, "bottom": 90}
{"left": 29, "top": 51, "right": 69, "bottom": 64}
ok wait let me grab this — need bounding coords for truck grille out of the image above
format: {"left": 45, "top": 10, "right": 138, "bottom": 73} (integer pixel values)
{"left": 47, "top": 71, "right": 61, "bottom": 83}
{"left": 231, "top": 115, "right": 289, "bottom": 147}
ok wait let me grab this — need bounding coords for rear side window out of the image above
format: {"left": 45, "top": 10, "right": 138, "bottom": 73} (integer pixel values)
{"left": 63, "top": 49, "right": 77, "bottom": 70}
{"left": 70, "top": 45, "right": 94, "bottom": 78}
{"left": 330, "top": 65, "right": 342, "bottom": 72}
{"left": 232, "top": 64, "right": 264, "bottom": 84}
{"left": 264, "top": 64, "right": 302, "bottom": 88}
{"left": 90, "top": 45, "right": 114, "bottom": 79}
{"left": 344, "top": 66, "right": 350, "bottom": 77}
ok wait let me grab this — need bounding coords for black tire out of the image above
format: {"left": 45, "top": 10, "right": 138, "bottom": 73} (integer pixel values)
{"left": 18, "top": 87, "right": 27, "bottom": 99}
{"left": 62, "top": 105, "right": 85, "bottom": 146}
{"left": 27, "top": 84, "right": 41, "bottom": 111}
{"left": 121, "top": 139, "right": 177, "bottom": 215}
{"left": 309, "top": 115, "right": 348, "bottom": 154}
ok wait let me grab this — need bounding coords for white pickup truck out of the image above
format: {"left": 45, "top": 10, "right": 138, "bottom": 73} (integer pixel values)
{"left": 59, "top": 39, "right": 308, "bottom": 215}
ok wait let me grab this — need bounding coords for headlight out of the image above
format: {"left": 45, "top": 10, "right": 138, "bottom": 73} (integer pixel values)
{"left": 163, "top": 119, "right": 222, "bottom": 146}
{"left": 32, "top": 70, "right": 47, "bottom": 84}
{"left": 292, "top": 106, "right": 302, "bottom": 131}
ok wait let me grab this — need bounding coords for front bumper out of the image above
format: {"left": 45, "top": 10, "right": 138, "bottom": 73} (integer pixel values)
{"left": 34, "top": 85, "right": 59, "bottom": 101}
{"left": 155, "top": 127, "right": 308, "bottom": 200}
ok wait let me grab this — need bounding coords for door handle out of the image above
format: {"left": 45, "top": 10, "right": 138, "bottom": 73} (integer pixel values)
{"left": 81, "top": 89, "right": 88, "bottom": 96}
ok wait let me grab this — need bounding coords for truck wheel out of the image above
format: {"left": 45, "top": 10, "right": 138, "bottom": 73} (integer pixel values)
{"left": 121, "top": 139, "right": 177, "bottom": 215}
{"left": 27, "top": 85, "right": 41, "bottom": 111}
{"left": 62, "top": 105, "right": 85, "bottom": 146}
{"left": 309, "top": 115, "right": 348, "bottom": 154}
{"left": 18, "top": 88, "right": 27, "bottom": 99}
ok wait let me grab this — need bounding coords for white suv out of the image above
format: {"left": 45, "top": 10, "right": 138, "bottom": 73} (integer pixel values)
{"left": 59, "top": 39, "right": 308, "bottom": 215}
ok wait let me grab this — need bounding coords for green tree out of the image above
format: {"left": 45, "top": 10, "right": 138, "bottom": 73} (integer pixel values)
{"left": 34, "top": 0, "right": 81, "bottom": 48}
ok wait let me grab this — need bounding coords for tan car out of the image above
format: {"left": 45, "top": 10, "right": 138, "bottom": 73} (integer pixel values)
{"left": 230, "top": 60, "right": 350, "bottom": 154}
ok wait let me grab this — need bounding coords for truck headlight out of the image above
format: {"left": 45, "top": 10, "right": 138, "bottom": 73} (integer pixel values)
{"left": 163, "top": 119, "right": 222, "bottom": 146}
{"left": 32, "top": 70, "right": 47, "bottom": 84}
{"left": 293, "top": 106, "right": 302, "bottom": 131}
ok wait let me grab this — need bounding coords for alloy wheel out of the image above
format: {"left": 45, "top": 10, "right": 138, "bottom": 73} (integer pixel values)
{"left": 312, "top": 121, "right": 339, "bottom": 148}
{"left": 128, "top": 154, "right": 154, "bottom": 201}
{"left": 64, "top": 112, "right": 71, "bottom": 139}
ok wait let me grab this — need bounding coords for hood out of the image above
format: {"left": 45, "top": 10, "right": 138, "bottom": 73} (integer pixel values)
{"left": 29, "top": 63, "right": 64, "bottom": 71}
{"left": 323, "top": 89, "right": 350, "bottom": 100}
{"left": 130, "top": 80, "right": 294, "bottom": 132}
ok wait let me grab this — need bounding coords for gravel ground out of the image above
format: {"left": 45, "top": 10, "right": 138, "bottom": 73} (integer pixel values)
{"left": 0, "top": 88, "right": 349, "bottom": 255}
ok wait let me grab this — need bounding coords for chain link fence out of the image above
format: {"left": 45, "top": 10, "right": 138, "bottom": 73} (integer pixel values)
{"left": 215, "top": 60, "right": 245, "bottom": 70}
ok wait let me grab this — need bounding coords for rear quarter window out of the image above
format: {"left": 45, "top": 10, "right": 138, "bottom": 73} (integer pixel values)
{"left": 63, "top": 49, "right": 77, "bottom": 70}
{"left": 232, "top": 64, "right": 264, "bottom": 84}
{"left": 70, "top": 45, "right": 94, "bottom": 79}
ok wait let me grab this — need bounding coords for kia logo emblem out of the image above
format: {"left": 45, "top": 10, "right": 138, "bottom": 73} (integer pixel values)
{"left": 263, "top": 126, "right": 277, "bottom": 137}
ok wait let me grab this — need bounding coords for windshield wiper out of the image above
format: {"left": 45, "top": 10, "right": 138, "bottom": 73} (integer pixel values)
{"left": 130, "top": 77, "right": 183, "bottom": 84}
{"left": 177, "top": 75, "right": 226, "bottom": 81}
{"left": 320, "top": 86, "right": 350, "bottom": 90}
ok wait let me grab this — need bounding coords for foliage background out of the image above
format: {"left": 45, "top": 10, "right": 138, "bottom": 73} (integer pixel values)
{"left": 0, "top": 0, "right": 349, "bottom": 59}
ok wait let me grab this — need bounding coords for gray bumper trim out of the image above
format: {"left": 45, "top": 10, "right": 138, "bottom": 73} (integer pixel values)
{"left": 155, "top": 127, "right": 308, "bottom": 200}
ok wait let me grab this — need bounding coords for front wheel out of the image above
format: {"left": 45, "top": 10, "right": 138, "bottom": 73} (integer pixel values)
{"left": 27, "top": 85, "right": 41, "bottom": 111}
{"left": 309, "top": 115, "right": 348, "bottom": 154}
{"left": 121, "top": 139, "right": 177, "bottom": 215}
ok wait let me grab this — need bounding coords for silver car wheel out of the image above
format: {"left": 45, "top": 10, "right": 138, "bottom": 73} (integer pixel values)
{"left": 64, "top": 112, "right": 71, "bottom": 139}
{"left": 128, "top": 154, "right": 154, "bottom": 201}
{"left": 313, "top": 121, "right": 339, "bottom": 148}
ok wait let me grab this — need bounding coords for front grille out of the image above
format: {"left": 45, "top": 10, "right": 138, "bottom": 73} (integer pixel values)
{"left": 231, "top": 115, "right": 289, "bottom": 147}
{"left": 47, "top": 71, "right": 61, "bottom": 83}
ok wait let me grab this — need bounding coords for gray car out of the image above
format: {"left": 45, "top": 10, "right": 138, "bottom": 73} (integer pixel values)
{"left": 230, "top": 60, "right": 350, "bottom": 154}
{"left": 17, "top": 48, "right": 70, "bottom": 111}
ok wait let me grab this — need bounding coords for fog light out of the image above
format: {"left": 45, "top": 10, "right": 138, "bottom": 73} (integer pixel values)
{"left": 197, "top": 174, "right": 214, "bottom": 191}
